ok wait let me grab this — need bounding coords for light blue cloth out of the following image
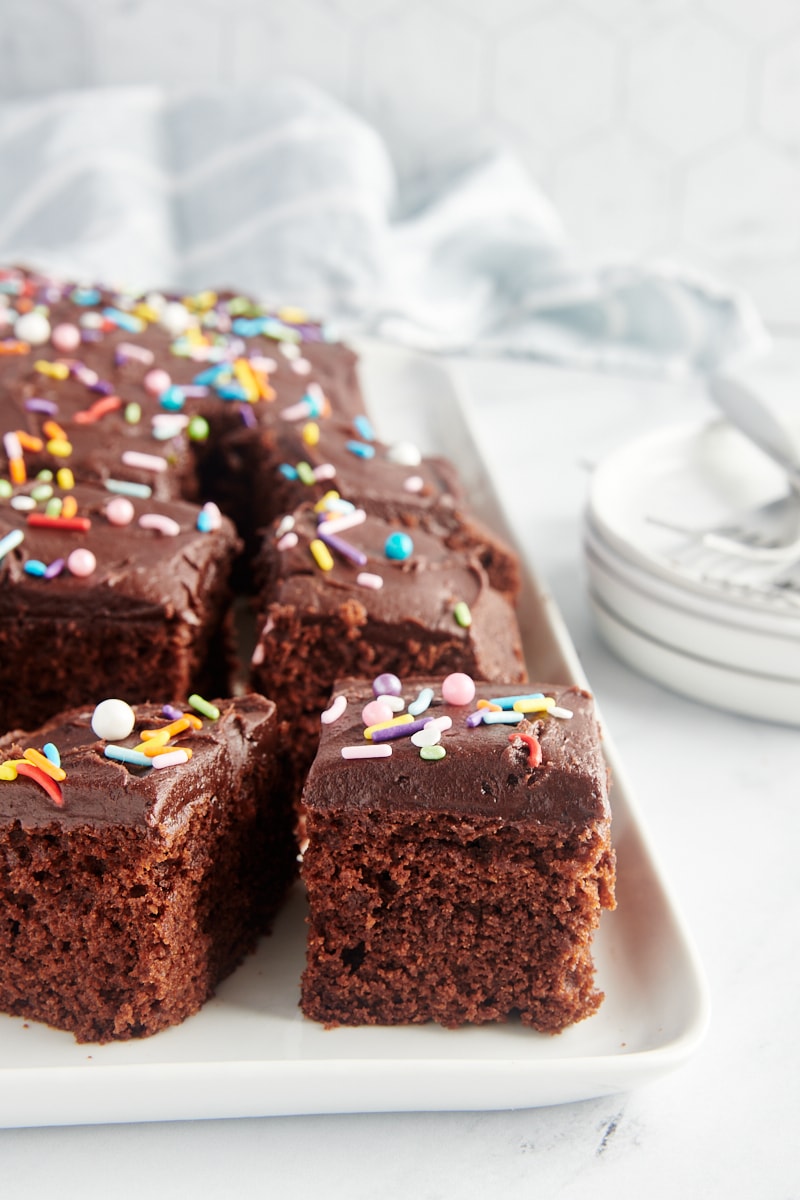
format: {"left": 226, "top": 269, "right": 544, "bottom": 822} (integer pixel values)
{"left": 0, "top": 78, "right": 766, "bottom": 375}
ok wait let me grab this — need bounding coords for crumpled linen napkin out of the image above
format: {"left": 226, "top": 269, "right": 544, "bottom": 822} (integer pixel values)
{"left": 0, "top": 77, "right": 766, "bottom": 374}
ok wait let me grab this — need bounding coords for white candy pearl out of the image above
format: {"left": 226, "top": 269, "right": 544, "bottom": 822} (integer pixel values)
{"left": 160, "top": 302, "right": 193, "bottom": 337}
{"left": 14, "top": 310, "right": 51, "bottom": 346}
{"left": 387, "top": 441, "right": 422, "bottom": 467}
{"left": 91, "top": 698, "right": 136, "bottom": 741}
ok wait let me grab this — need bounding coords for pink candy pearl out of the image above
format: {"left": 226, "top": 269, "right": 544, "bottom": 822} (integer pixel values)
{"left": 362, "top": 699, "right": 394, "bottom": 726}
{"left": 51, "top": 323, "right": 81, "bottom": 353}
{"left": 66, "top": 548, "right": 97, "bottom": 578}
{"left": 105, "top": 496, "right": 135, "bottom": 526}
{"left": 441, "top": 672, "right": 476, "bottom": 706}
{"left": 144, "top": 368, "right": 171, "bottom": 396}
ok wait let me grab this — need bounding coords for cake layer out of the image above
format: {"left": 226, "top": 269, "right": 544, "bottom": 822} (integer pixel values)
{"left": 0, "top": 694, "right": 296, "bottom": 1041}
{"left": 300, "top": 676, "right": 615, "bottom": 1033}
{"left": 0, "top": 482, "right": 240, "bottom": 730}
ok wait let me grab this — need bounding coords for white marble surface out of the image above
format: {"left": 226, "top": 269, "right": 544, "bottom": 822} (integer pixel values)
{"left": 1, "top": 352, "right": 798, "bottom": 1197}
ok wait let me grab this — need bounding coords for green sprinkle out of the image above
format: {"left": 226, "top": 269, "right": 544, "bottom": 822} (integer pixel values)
{"left": 296, "top": 461, "right": 315, "bottom": 485}
{"left": 124, "top": 402, "right": 142, "bottom": 425}
{"left": 30, "top": 483, "right": 53, "bottom": 503}
{"left": 454, "top": 601, "right": 472, "bottom": 628}
{"left": 187, "top": 415, "right": 210, "bottom": 442}
{"left": 188, "top": 693, "right": 220, "bottom": 721}
{"left": 45, "top": 497, "right": 63, "bottom": 517}
{"left": 36, "top": 469, "right": 53, "bottom": 483}
{"left": 420, "top": 745, "right": 446, "bottom": 762}
{"left": 0, "top": 480, "right": 12, "bottom": 499}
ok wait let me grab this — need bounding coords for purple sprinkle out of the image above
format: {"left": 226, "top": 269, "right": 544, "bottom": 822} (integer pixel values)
{"left": 44, "top": 557, "right": 65, "bottom": 580}
{"left": 180, "top": 386, "right": 210, "bottom": 398}
{"left": 24, "top": 397, "right": 59, "bottom": 415}
{"left": 370, "top": 718, "right": 431, "bottom": 744}
{"left": 466, "top": 711, "right": 484, "bottom": 727}
{"left": 239, "top": 404, "right": 257, "bottom": 429}
{"left": 318, "top": 529, "right": 367, "bottom": 567}
{"left": 162, "top": 704, "right": 184, "bottom": 721}
{"left": 81, "top": 329, "right": 103, "bottom": 343}
{"left": 90, "top": 379, "right": 114, "bottom": 395}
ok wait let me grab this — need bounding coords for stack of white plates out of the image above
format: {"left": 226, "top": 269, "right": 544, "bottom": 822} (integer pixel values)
{"left": 584, "top": 418, "right": 800, "bottom": 726}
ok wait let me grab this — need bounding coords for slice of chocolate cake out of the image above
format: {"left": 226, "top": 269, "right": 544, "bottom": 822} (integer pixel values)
{"left": 0, "top": 694, "right": 295, "bottom": 1043}
{"left": 250, "top": 502, "right": 526, "bottom": 786}
{"left": 300, "top": 676, "right": 615, "bottom": 1033}
{"left": 0, "top": 482, "right": 240, "bottom": 731}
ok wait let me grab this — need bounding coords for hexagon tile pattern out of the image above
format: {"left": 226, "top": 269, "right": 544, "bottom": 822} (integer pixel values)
{"left": 0, "top": 0, "right": 798, "bottom": 326}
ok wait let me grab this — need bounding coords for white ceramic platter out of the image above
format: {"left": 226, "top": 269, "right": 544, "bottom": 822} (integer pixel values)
{"left": 0, "top": 342, "right": 710, "bottom": 1127}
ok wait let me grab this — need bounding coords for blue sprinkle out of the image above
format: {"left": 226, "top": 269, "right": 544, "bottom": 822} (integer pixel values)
{"left": 23, "top": 559, "right": 47, "bottom": 577}
{"left": 384, "top": 531, "right": 414, "bottom": 561}
{"left": 71, "top": 286, "right": 101, "bottom": 306}
{"left": 104, "top": 745, "right": 153, "bottom": 769}
{"left": 102, "top": 306, "right": 145, "bottom": 333}
{"left": 482, "top": 711, "right": 525, "bottom": 725}
{"left": 215, "top": 383, "right": 248, "bottom": 401}
{"left": 303, "top": 391, "right": 324, "bottom": 419}
{"left": 193, "top": 364, "right": 229, "bottom": 386}
{"left": 159, "top": 385, "right": 186, "bottom": 412}
{"left": 278, "top": 464, "right": 298, "bottom": 480}
{"left": 408, "top": 687, "right": 434, "bottom": 717}
{"left": 197, "top": 510, "right": 214, "bottom": 533}
{"left": 488, "top": 693, "right": 545, "bottom": 710}
{"left": 353, "top": 415, "right": 375, "bottom": 442}
{"left": 43, "top": 743, "right": 61, "bottom": 768}
{"left": 347, "top": 440, "right": 376, "bottom": 460}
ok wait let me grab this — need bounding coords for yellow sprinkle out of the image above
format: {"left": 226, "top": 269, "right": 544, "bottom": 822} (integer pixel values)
{"left": 233, "top": 358, "right": 259, "bottom": 402}
{"left": 132, "top": 303, "right": 160, "bottom": 323}
{"left": 56, "top": 468, "right": 75, "bottom": 490}
{"left": 310, "top": 538, "right": 334, "bottom": 571}
{"left": 46, "top": 438, "right": 73, "bottom": 459}
{"left": 0, "top": 760, "right": 22, "bottom": 780}
{"left": 22, "top": 747, "right": 66, "bottom": 781}
{"left": 151, "top": 745, "right": 193, "bottom": 760}
{"left": 253, "top": 369, "right": 275, "bottom": 402}
{"left": 35, "top": 360, "right": 70, "bottom": 380}
{"left": 16, "top": 431, "right": 43, "bottom": 452}
{"left": 364, "top": 714, "right": 415, "bottom": 740}
{"left": 513, "top": 697, "right": 556, "bottom": 714}
{"left": 140, "top": 717, "right": 191, "bottom": 742}
{"left": 314, "top": 491, "right": 340, "bottom": 513}
{"left": 278, "top": 306, "right": 308, "bottom": 324}
{"left": 302, "top": 421, "right": 320, "bottom": 447}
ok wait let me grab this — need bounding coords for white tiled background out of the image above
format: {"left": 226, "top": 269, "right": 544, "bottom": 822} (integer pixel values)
{"left": 2, "top": 0, "right": 800, "bottom": 328}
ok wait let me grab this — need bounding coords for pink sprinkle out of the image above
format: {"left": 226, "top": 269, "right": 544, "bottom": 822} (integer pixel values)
{"left": 250, "top": 356, "right": 277, "bottom": 373}
{"left": 312, "top": 464, "right": 336, "bottom": 481}
{"left": 290, "top": 358, "right": 312, "bottom": 375}
{"left": 321, "top": 509, "right": 367, "bottom": 535}
{"left": 152, "top": 749, "right": 190, "bottom": 769}
{"left": 280, "top": 402, "right": 308, "bottom": 421}
{"left": 66, "top": 548, "right": 96, "bottom": 577}
{"left": 105, "top": 496, "right": 135, "bottom": 526}
{"left": 51, "top": 323, "right": 81, "bottom": 353}
{"left": 277, "top": 531, "right": 298, "bottom": 551}
{"left": 357, "top": 572, "right": 383, "bottom": 590}
{"left": 139, "top": 513, "right": 181, "bottom": 537}
{"left": 404, "top": 475, "right": 424, "bottom": 493}
{"left": 441, "top": 673, "right": 476, "bottom": 706}
{"left": 425, "top": 715, "right": 453, "bottom": 732}
{"left": 116, "top": 342, "right": 154, "bottom": 366}
{"left": 321, "top": 695, "right": 347, "bottom": 724}
{"left": 361, "top": 699, "right": 394, "bottom": 726}
{"left": 121, "top": 450, "right": 168, "bottom": 472}
{"left": 144, "top": 368, "right": 171, "bottom": 396}
{"left": 341, "top": 744, "right": 392, "bottom": 760}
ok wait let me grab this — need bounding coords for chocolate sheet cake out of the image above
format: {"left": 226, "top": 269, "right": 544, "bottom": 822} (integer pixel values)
{"left": 300, "top": 677, "right": 615, "bottom": 1033}
{"left": 0, "top": 694, "right": 294, "bottom": 1043}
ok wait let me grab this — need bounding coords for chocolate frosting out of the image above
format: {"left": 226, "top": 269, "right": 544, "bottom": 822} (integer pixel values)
{"left": 0, "top": 694, "right": 276, "bottom": 831}
{"left": 304, "top": 679, "right": 609, "bottom": 828}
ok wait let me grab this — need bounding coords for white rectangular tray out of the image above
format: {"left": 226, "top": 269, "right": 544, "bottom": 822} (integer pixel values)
{"left": 0, "top": 342, "right": 710, "bottom": 1127}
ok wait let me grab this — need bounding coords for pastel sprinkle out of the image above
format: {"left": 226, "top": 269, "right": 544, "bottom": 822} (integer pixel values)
{"left": 353, "top": 415, "right": 375, "bottom": 441}
{"left": 488, "top": 694, "right": 545, "bottom": 710}
{"left": 411, "top": 725, "right": 441, "bottom": 748}
{"left": 424, "top": 715, "right": 453, "bottom": 732}
{"left": 161, "top": 704, "right": 184, "bottom": 721}
{"left": 384, "top": 531, "right": 413, "bottom": 561}
{"left": 420, "top": 745, "right": 446, "bottom": 761}
{"left": 356, "top": 571, "right": 383, "bottom": 589}
{"left": 441, "top": 672, "right": 476, "bottom": 706}
{"left": 372, "top": 673, "right": 402, "bottom": 698}
{"left": 188, "top": 694, "right": 220, "bottom": 720}
{"left": 105, "top": 478, "right": 152, "bottom": 499}
{"left": 371, "top": 717, "right": 431, "bottom": 743}
{"left": 310, "top": 538, "right": 334, "bottom": 571}
{"left": 0, "top": 529, "right": 24, "bottom": 561}
{"left": 466, "top": 710, "right": 484, "bottom": 727}
{"left": 318, "top": 508, "right": 366, "bottom": 535}
{"left": 277, "top": 531, "right": 298, "bottom": 551}
{"left": 139, "top": 513, "right": 181, "bottom": 537}
{"left": 92, "top": 698, "right": 136, "bottom": 740}
{"left": 43, "top": 743, "right": 61, "bottom": 768}
{"left": 482, "top": 710, "right": 525, "bottom": 725}
{"left": 513, "top": 697, "right": 555, "bottom": 714}
{"left": 364, "top": 713, "right": 415, "bottom": 740}
{"left": 321, "top": 695, "right": 347, "bottom": 724}
{"left": 341, "top": 744, "right": 392, "bottom": 760}
{"left": 121, "top": 450, "right": 168, "bottom": 473}
{"left": 403, "top": 475, "right": 424, "bottom": 494}
{"left": 104, "top": 745, "right": 152, "bottom": 769}
{"left": 318, "top": 529, "right": 367, "bottom": 566}
{"left": 346, "top": 440, "right": 375, "bottom": 459}
{"left": 361, "top": 699, "right": 394, "bottom": 726}
{"left": 296, "top": 461, "right": 315, "bottom": 485}
{"left": 453, "top": 601, "right": 472, "bottom": 628}
{"left": 550, "top": 706, "right": 574, "bottom": 720}
{"left": 407, "top": 687, "right": 434, "bottom": 717}
{"left": 152, "top": 749, "right": 191, "bottom": 770}
{"left": 23, "top": 560, "right": 47, "bottom": 577}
